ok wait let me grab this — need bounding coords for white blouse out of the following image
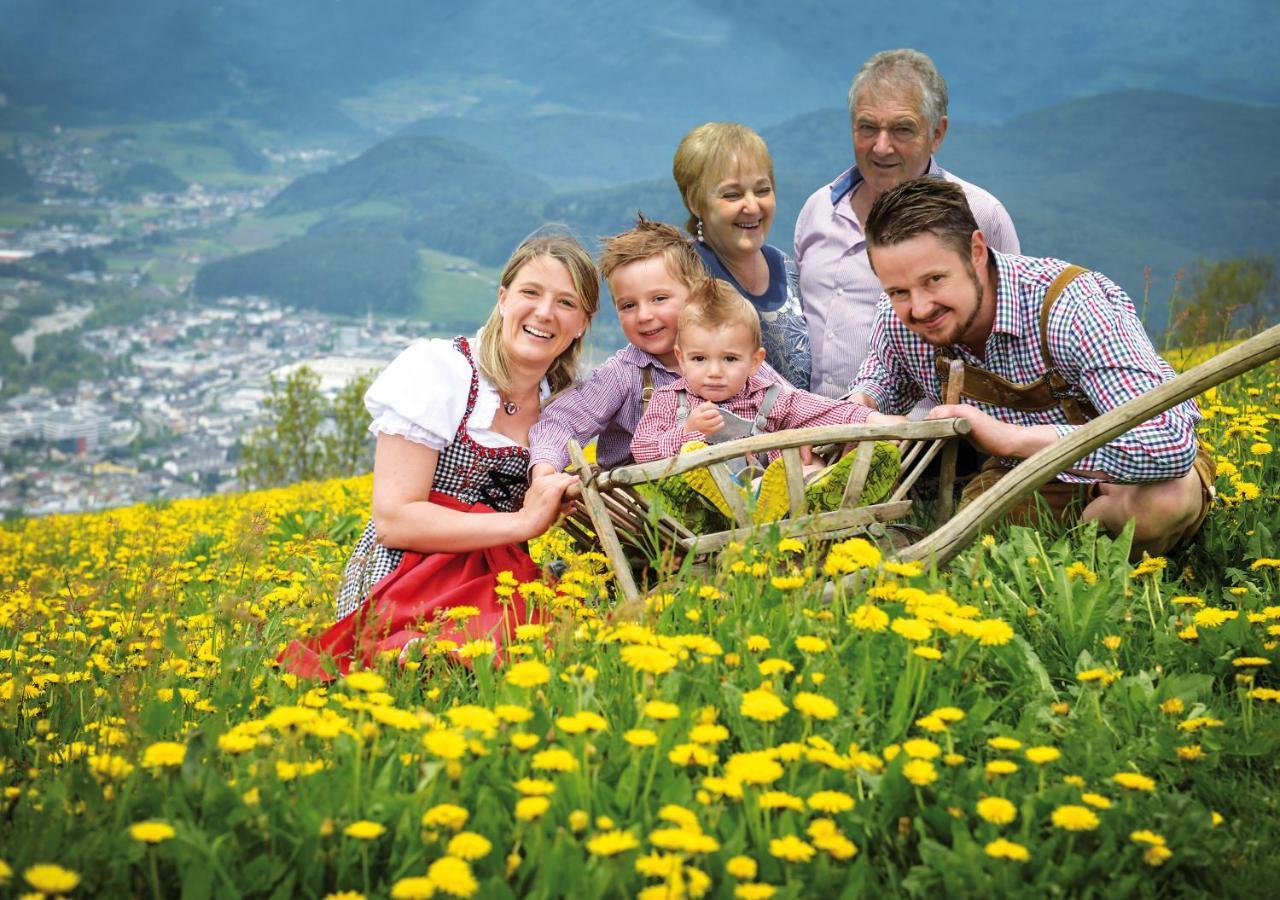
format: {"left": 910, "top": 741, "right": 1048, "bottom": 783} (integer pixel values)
{"left": 364, "top": 336, "right": 550, "bottom": 451}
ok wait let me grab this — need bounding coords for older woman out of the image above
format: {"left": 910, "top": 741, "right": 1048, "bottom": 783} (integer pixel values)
{"left": 280, "top": 233, "right": 599, "bottom": 678}
{"left": 673, "top": 122, "right": 811, "bottom": 389}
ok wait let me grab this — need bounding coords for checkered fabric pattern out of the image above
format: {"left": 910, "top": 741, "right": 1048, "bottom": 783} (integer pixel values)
{"left": 631, "top": 372, "right": 873, "bottom": 463}
{"left": 334, "top": 337, "right": 531, "bottom": 619}
{"left": 851, "top": 252, "right": 1201, "bottom": 484}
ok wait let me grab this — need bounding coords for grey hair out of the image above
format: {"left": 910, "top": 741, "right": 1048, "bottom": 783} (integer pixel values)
{"left": 847, "top": 48, "right": 949, "bottom": 131}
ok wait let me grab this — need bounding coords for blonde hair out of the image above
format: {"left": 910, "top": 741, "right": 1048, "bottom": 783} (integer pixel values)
{"left": 672, "top": 122, "right": 775, "bottom": 236}
{"left": 476, "top": 232, "right": 600, "bottom": 398}
{"left": 677, "top": 278, "right": 762, "bottom": 351}
{"left": 598, "top": 214, "right": 704, "bottom": 291}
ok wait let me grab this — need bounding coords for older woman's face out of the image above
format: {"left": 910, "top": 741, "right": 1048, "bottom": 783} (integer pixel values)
{"left": 497, "top": 255, "right": 587, "bottom": 372}
{"left": 698, "top": 158, "right": 775, "bottom": 262}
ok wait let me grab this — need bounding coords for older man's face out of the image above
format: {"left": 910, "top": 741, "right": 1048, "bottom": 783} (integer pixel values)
{"left": 852, "top": 85, "right": 947, "bottom": 197}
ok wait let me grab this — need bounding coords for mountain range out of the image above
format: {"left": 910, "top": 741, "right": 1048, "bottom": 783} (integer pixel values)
{"left": 197, "top": 89, "right": 1280, "bottom": 329}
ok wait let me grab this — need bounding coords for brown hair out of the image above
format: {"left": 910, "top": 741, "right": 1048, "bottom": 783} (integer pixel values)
{"left": 865, "top": 176, "right": 978, "bottom": 262}
{"left": 598, "top": 214, "right": 704, "bottom": 292}
{"left": 477, "top": 231, "right": 600, "bottom": 397}
{"left": 672, "top": 122, "right": 774, "bottom": 236}
{"left": 677, "top": 278, "right": 762, "bottom": 350}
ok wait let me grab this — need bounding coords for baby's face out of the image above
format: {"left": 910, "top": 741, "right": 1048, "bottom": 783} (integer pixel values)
{"left": 674, "top": 322, "right": 765, "bottom": 402}
{"left": 609, "top": 256, "right": 689, "bottom": 369}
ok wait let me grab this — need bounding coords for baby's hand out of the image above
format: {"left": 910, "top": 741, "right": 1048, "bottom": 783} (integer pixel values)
{"left": 685, "top": 401, "right": 724, "bottom": 436}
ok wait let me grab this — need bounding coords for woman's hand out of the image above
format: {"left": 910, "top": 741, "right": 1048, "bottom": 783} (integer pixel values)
{"left": 685, "top": 401, "right": 724, "bottom": 436}
{"left": 517, "top": 472, "right": 579, "bottom": 539}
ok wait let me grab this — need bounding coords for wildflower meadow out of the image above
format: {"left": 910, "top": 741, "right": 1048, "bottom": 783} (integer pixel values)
{"left": 2, "top": 359, "right": 1279, "bottom": 899}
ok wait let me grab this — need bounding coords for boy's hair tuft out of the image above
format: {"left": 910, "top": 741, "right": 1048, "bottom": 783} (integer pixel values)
{"left": 599, "top": 214, "right": 704, "bottom": 289}
{"left": 677, "top": 278, "right": 762, "bottom": 351}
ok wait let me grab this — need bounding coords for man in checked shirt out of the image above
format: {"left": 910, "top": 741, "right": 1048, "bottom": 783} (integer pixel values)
{"left": 849, "top": 178, "right": 1215, "bottom": 559}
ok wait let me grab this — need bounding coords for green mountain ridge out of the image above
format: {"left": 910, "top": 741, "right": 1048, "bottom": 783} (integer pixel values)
{"left": 197, "top": 90, "right": 1279, "bottom": 332}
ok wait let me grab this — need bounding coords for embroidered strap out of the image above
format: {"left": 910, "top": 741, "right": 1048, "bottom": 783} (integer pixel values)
{"left": 451, "top": 336, "right": 481, "bottom": 440}
{"left": 934, "top": 264, "right": 1099, "bottom": 426}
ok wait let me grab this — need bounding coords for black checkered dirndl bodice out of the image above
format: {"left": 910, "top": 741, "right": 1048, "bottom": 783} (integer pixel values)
{"left": 334, "top": 336, "right": 532, "bottom": 618}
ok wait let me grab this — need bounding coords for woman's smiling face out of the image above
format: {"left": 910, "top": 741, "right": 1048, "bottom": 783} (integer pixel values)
{"left": 496, "top": 255, "right": 588, "bottom": 371}
{"left": 698, "top": 157, "right": 775, "bottom": 263}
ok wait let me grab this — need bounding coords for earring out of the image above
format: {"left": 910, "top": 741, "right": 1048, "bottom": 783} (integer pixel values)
{"left": 696, "top": 219, "right": 704, "bottom": 242}
{"left": 576, "top": 332, "right": 584, "bottom": 339}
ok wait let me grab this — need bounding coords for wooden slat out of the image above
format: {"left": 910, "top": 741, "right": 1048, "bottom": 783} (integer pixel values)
{"left": 568, "top": 441, "right": 640, "bottom": 603}
{"left": 707, "top": 462, "right": 751, "bottom": 526}
{"left": 934, "top": 359, "right": 966, "bottom": 526}
{"left": 781, "top": 447, "right": 807, "bottom": 517}
{"left": 679, "top": 500, "right": 913, "bottom": 553}
{"left": 841, "top": 440, "right": 876, "bottom": 508}
{"left": 601, "top": 420, "right": 970, "bottom": 489}
{"left": 890, "top": 438, "right": 947, "bottom": 502}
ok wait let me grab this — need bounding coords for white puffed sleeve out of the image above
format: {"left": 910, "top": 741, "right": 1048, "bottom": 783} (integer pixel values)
{"left": 364, "top": 339, "right": 472, "bottom": 450}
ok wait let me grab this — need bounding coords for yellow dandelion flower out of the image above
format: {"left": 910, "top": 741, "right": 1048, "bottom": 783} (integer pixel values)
{"left": 1112, "top": 772, "right": 1156, "bottom": 792}
{"left": 976, "top": 796, "right": 1017, "bottom": 825}
{"left": 740, "top": 688, "right": 789, "bottom": 722}
{"left": 1051, "top": 805, "right": 1100, "bottom": 831}
{"left": 24, "top": 864, "right": 81, "bottom": 895}
{"left": 768, "top": 834, "right": 815, "bottom": 863}
{"left": 984, "top": 838, "right": 1030, "bottom": 861}
{"left": 128, "top": 820, "right": 176, "bottom": 843}
{"left": 793, "top": 692, "right": 838, "bottom": 720}
{"left": 902, "top": 759, "right": 938, "bottom": 786}
{"left": 344, "top": 820, "right": 386, "bottom": 840}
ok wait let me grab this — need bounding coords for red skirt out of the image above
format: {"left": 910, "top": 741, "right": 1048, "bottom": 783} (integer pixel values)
{"left": 277, "top": 493, "right": 544, "bottom": 680}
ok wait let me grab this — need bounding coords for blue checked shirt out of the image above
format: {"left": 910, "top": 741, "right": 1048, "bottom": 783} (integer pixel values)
{"left": 851, "top": 251, "right": 1201, "bottom": 484}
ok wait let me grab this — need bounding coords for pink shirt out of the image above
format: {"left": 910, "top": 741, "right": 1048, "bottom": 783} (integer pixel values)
{"left": 631, "top": 372, "right": 872, "bottom": 463}
{"left": 794, "top": 159, "right": 1020, "bottom": 399}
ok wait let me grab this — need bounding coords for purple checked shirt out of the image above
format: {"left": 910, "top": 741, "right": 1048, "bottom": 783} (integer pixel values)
{"left": 851, "top": 251, "right": 1202, "bottom": 484}
{"left": 794, "top": 159, "right": 1020, "bottom": 399}
{"left": 528, "top": 343, "right": 784, "bottom": 472}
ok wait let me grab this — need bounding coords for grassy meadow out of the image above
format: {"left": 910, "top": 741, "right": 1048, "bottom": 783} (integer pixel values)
{"left": 1, "top": 359, "right": 1278, "bottom": 899}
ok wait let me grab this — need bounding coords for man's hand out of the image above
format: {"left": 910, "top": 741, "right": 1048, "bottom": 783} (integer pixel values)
{"left": 684, "top": 401, "right": 724, "bottom": 436}
{"left": 847, "top": 391, "right": 878, "bottom": 410}
{"left": 530, "top": 462, "right": 557, "bottom": 480}
{"left": 927, "top": 404, "right": 1059, "bottom": 458}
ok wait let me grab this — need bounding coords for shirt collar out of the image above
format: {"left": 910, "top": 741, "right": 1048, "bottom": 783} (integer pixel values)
{"left": 828, "top": 158, "right": 944, "bottom": 206}
{"left": 988, "top": 250, "right": 1023, "bottom": 339}
{"left": 619, "top": 343, "right": 677, "bottom": 372}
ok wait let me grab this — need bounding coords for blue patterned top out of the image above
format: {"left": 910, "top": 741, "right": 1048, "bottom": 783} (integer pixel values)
{"left": 693, "top": 242, "right": 812, "bottom": 390}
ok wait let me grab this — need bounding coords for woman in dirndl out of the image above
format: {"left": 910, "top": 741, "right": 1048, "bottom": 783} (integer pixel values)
{"left": 279, "top": 233, "right": 599, "bottom": 679}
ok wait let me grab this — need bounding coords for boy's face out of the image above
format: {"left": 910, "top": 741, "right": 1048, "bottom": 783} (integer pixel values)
{"left": 609, "top": 255, "right": 689, "bottom": 369}
{"left": 674, "top": 322, "right": 766, "bottom": 402}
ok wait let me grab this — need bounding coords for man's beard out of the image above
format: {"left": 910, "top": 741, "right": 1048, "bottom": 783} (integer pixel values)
{"left": 914, "top": 263, "right": 985, "bottom": 348}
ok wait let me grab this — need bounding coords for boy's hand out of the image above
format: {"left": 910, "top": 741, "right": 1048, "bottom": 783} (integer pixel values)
{"left": 685, "top": 401, "right": 724, "bottom": 436}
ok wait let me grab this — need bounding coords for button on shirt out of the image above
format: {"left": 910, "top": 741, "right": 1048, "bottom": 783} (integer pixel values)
{"left": 850, "top": 251, "right": 1201, "bottom": 484}
{"left": 794, "top": 159, "right": 1020, "bottom": 399}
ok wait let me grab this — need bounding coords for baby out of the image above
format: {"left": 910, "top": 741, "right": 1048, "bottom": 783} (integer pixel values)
{"left": 529, "top": 216, "right": 785, "bottom": 478}
{"left": 632, "top": 279, "right": 898, "bottom": 463}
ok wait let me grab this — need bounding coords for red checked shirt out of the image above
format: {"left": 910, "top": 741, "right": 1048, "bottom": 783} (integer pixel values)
{"left": 851, "top": 251, "right": 1201, "bottom": 484}
{"left": 631, "top": 372, "right": 872, "bottom": 463}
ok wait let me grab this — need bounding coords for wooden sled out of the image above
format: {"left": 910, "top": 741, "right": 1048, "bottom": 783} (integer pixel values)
{"left": 565, "top": 325, "right": 1280, "bottom": 604}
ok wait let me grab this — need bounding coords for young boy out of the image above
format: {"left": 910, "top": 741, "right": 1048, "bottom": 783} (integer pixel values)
{"left": 631, "top": 280, "right": 901, "bottom": 523}
{"left": 528, "top": 216, "right": 785, "bottom": 478}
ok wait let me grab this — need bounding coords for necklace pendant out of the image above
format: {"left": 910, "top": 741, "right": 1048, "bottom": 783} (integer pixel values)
{"left": 503, "top": 400, "right": 518, "bottom": 415}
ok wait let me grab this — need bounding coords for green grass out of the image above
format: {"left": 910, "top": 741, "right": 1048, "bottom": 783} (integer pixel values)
{"left": 414, "top": 246, "right": 500, "bottom": 324}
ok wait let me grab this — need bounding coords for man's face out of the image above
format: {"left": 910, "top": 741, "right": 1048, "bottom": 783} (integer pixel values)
{"left": 872, "top": 231, "right": 989, "bottom": 349}
{"left": 851, "top": 84, "right": 947, "bottom": 196}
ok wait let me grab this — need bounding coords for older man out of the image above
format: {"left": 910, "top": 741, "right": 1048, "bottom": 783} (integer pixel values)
{"left": 795, "top": 48, "right": 1020, "bottom": 399}
{"left": 850, "top": 178, "right": 1214, "bottom": 558}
